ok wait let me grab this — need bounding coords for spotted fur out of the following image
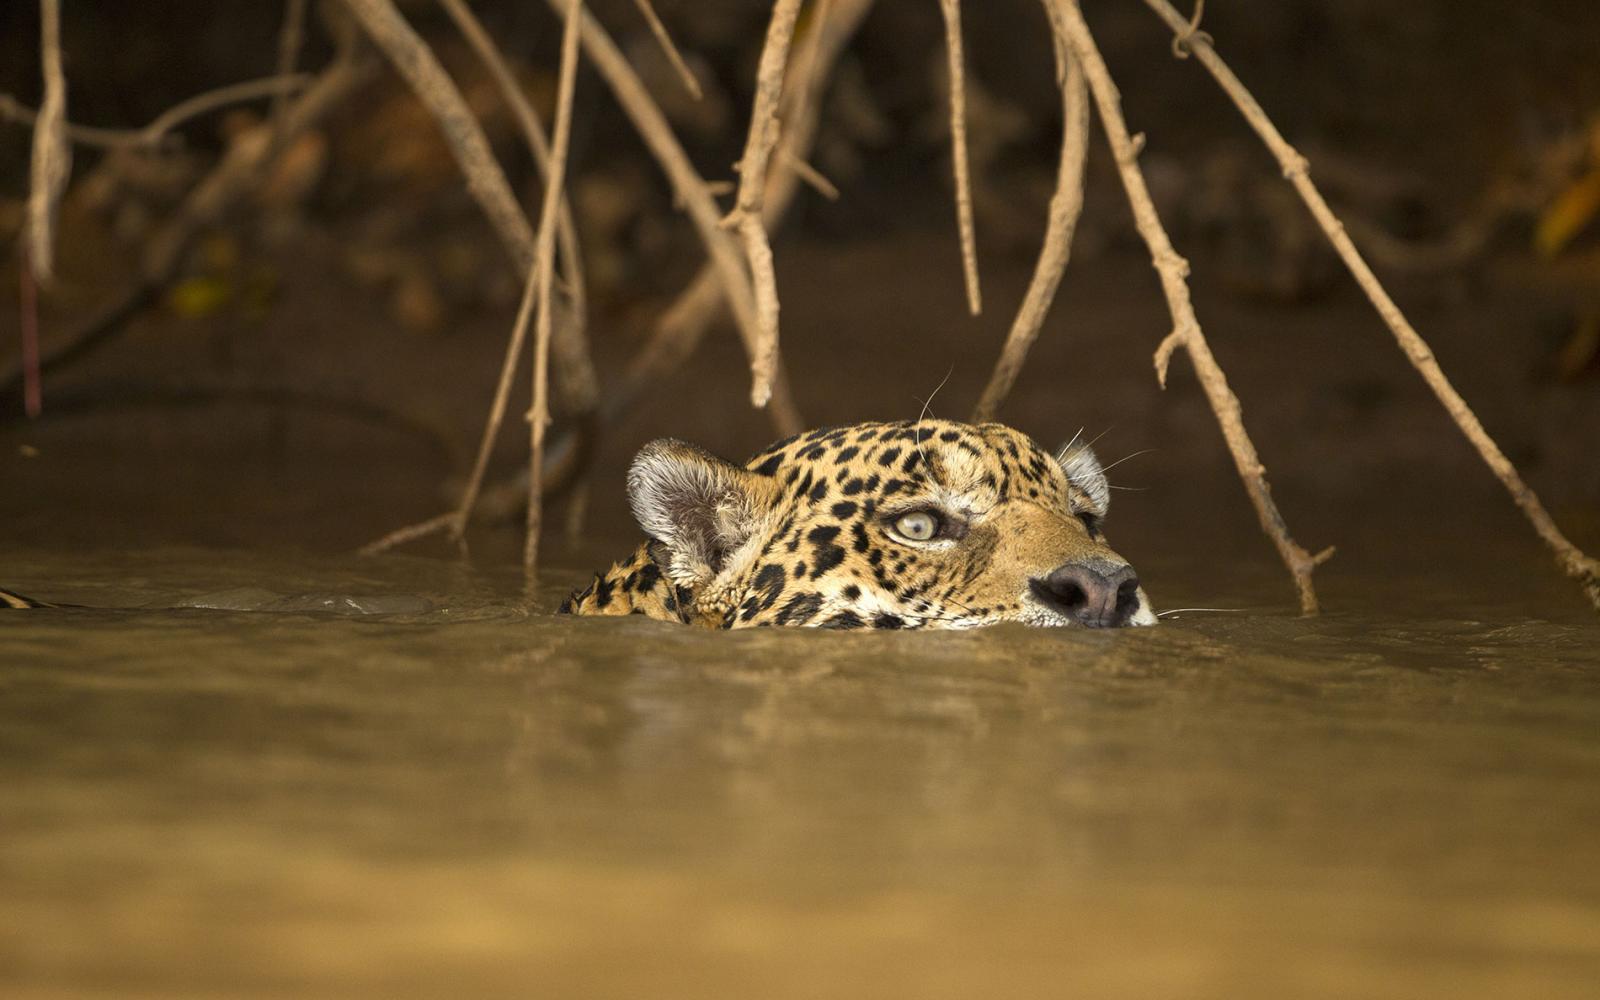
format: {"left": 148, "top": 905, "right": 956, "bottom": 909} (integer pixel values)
{"left": 561, "top": 419, "right": 1156, "bottom": 630}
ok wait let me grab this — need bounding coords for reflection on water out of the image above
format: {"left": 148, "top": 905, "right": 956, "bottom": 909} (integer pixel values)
{"left": 2, "top": 547, "right": 1599, "bottom": 998}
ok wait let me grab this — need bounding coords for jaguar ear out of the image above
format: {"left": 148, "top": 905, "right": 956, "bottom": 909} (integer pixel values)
{"left": 1055, "top": 439, "right": 1109, "bottom": 517}
{"left": 627, "top": 438, "right": 781, "bottom": 584}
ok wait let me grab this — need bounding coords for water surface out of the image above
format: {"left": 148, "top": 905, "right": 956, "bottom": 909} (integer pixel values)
{"left": 3, "top": 545, "right": 1598, "bottom": 998}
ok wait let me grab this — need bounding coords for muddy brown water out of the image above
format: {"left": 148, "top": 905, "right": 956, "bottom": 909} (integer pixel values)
{"left": 3, "top": 539, "right": 1598, "bottom": 999}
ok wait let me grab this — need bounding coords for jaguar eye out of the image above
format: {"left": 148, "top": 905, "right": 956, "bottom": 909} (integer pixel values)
{"left": 894, "top": 510, "right": 940, "bottom": 541}
{"left": 1076, "top": 511, "right": 1101, "bottom": 536}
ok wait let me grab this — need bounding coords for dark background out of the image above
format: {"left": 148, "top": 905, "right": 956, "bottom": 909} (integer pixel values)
{"left": 2, "top": 0, "right": 1597, "bottom": 611}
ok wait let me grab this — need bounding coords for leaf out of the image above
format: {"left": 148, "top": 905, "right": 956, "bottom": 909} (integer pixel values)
{"left": 1536, "top": 168, "right": 1600, "bottom": 257}
{"left": 166, "top": 276, "right": 233, "bottom": 318}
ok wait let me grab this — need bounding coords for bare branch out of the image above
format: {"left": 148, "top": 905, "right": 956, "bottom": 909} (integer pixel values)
{"left": 613, "top": 0, "right": 876, "bottom": 436}
{"left": 525, "top": 0, "right": 584, "bottom": 579}
{"left": 1051, "top": 0, "right": 1327, "bottom": 613}
{"left": 785, "top": 151, "right": 839, "bottom": 201}
{"left": 27, "top": 0, "right": 70, "bottom": 282}
{"left": 630, "top": 0, "right": 703, "bottom": 99}
{"left": 1141, "top": 0, "right": 1600, "bottom": 611}
{"left": 730, "top": 0, "right": 806, "bottom": 408}
{"left": 972, "top": 29, "right": 1088, "bottom": 420}
{"left": 344, "top": 0, "right": 602, "bottom": 561}
{"left": 146, "top": 76, "right": 311, "bottom": 145}
{"left": 358, "top": 513, "right": 457, "bottom": 558}
{"left": 2, "top": 76, "right": 310, "bottom": 151}
{"left": 437, "top": 0, "right": 595, "bottom": 414}
{"left": 551, "top": 0, "right": 793, "bottom": 426}
{"left": 938, "top": 0, "right": 982, "bottom": 315}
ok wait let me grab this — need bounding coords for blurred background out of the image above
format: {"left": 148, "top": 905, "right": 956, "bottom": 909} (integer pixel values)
{"left": 2, "top": 0, "right": 1598, "bottom": 608}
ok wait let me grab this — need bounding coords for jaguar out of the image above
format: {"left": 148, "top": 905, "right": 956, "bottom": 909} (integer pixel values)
{"left": 560, "top": 419, "right": 1156, "bottom": 629}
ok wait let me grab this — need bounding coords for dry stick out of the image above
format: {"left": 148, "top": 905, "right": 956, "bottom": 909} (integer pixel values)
{"left": 145, "top": 76, "right": 312, "bottom": 145}
{"left": 1052, "top": 0, "right": 1329, "bottom": 613}
{"left": 1142, "top": 0, "right": 1600, "bottom": 611}
{"left": 2, "top": 76, "right": 310, "bottom": 151}
{"left": 785, "top": 151, "right": 839, "bottom": 200}
{"left": 27, "top": 0, "right": 69, "bottom": 283}
{"left": 630, "top": 0, "right": 703, "bottom": 99}
{"left": 550, "top": 0, "right": 790, "bottom": 426}
{"left": 937, "top": 0, "right": 982, "bottom": 315}
{"left": 0, "top": 58, "right": 372, "bottom": 408}
{"left": 729, "top": 0, "right": 805, "bottom": 409}
{"left": 524, "top": 0, "right": 584, "bottom": 580}
{"left": 614, "top": 0, "right": 873, "bottom": 429}
{"left": 346, "top": 0, "right": 600, "bottom": 558}
{"left": 366, "top": 0, "right": 804, "bottom": 559}
{"left": 366, "top": 0, "right": 868, "bottom": 557}
{"left": 439, "top": 0, "right": 595, "bottom": 546}
{"left": 358, "top": 513, "right": 458, "bottom": 557}
{"left": 972, "top": 32, "right": 1088, "bottom": 420}
{"left": 344, "top": 0, "right": 599, "bottom": 425}
{"left": 437, "top": 0, "right": 592, "bottom": 411}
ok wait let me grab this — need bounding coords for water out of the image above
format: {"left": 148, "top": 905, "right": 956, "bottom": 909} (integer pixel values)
{"left": 3, "top": 544, "right": 1599, "bottom": 998}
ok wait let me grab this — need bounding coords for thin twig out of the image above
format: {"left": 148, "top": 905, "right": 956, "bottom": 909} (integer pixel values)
{"left": 1051, "top": 0, "right": 1329, "bottom": 613}
{"left": 359, "top": 513, "right": 457, "bottom": 558}
{"left": 144, "top": 76, "right": 312, "bottom": 146}
{"left": 785, "top": 151, "right": 839, "bottom": 200}
{"left": 630, "top": 0, "right": 703, "bottom": 99}
{"left": 2, "top": 76, "right": 310, "bottom": 151}
{"left": 27, "top": 0, "right": 70, "bottom": 283}
{"left": 364, "top": 0, "right": 877, "bottom": 558}
{"left": 972, "top": 26, "right": 1088, "bottom": 420}
{"left": 346, "top": 0, "right": 603, "bottom": 560}
{"left": 1140, "top": 0, "right": 1600, "bottom": 612}
{"left": 451, "top": 238, "right": 541, "bottom": 553}
{"left": 938, "top": 0, "right": 982, "bottom": 315}
{"left": 437, "top": 0, "right": 595, "bottom": 415}
{"left": 551, "top": 0, "right": 790, "bottom": 426}
{"left": 729, "top": 0, "right": 805, "bottom": 408}
{"left": 437, "top": 0, "right": 597, "bottom": 551}
{"left": 525, "top": 0, "right": 584, "bottom": 580}
{"left": 612, "top": 0, "right": 875, "bottom": 434}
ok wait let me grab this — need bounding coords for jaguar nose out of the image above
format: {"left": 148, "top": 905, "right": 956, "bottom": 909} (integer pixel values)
{"left": 1030, "top": 559, "right": 1141, "bottom": 628}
